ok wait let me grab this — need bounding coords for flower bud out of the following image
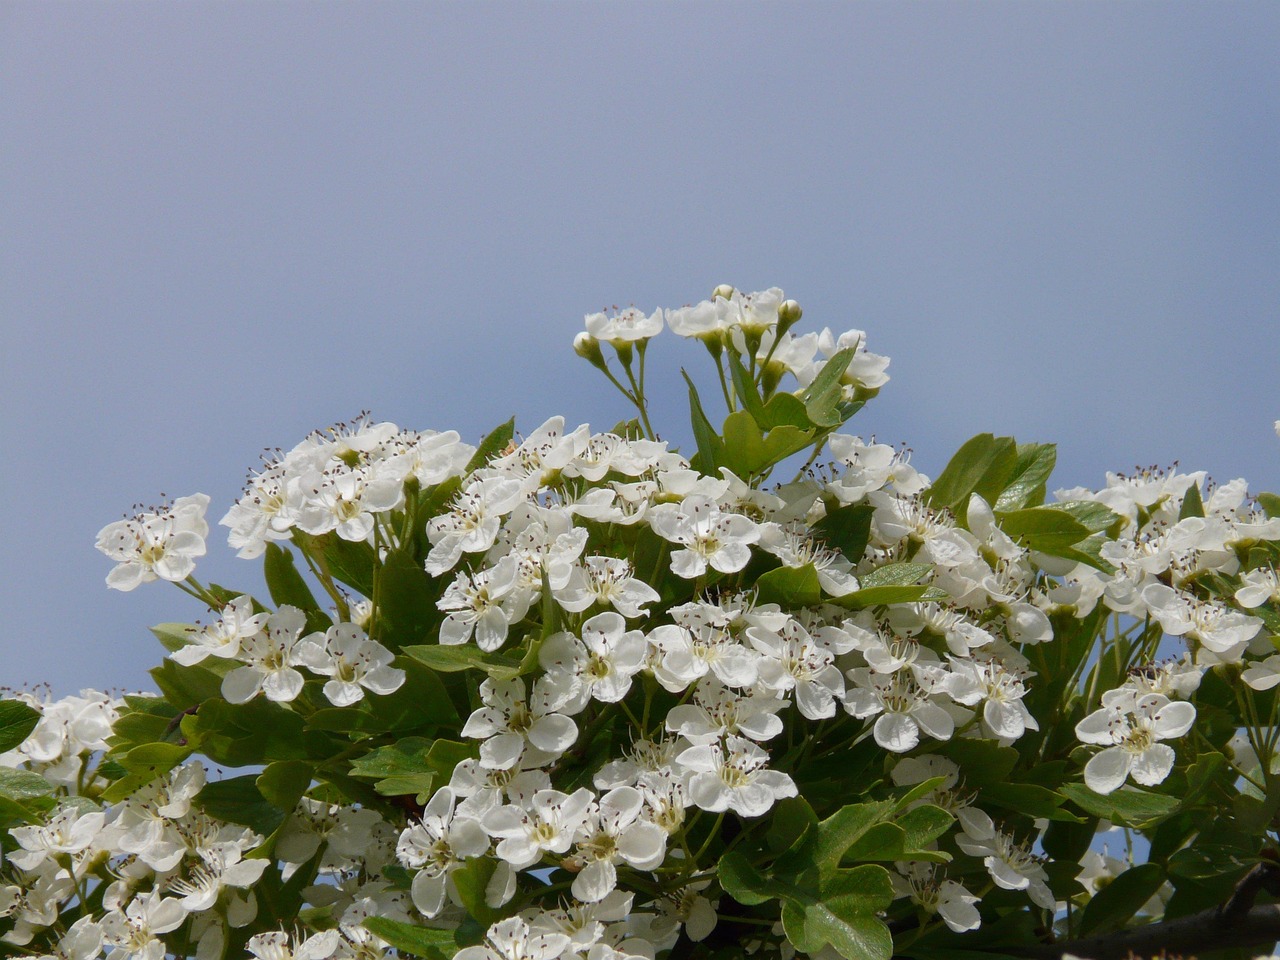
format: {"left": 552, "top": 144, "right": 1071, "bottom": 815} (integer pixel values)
{"left": 778, "top": 299, "right": 802, "bottom": 325}
{"left": 573, "top": 332, "right": 608, "bottom": 370}
{"left": 712, "top": 284, "right": 735, "bottom": 301}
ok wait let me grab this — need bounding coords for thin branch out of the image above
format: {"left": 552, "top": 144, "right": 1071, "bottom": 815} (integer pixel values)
{"left": 1008, "top": 862, "right": 1280, "bottom": 960}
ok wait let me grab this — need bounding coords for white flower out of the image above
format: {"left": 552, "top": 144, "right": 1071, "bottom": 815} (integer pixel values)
{"left": 294, "top": 624, "right": 405, "bottom": 706}
{"left": 1075, "top": 692, "right": 1196, "bottom": 794}
{"left": 649, "top": 495, "right": 760, "bottom": 578}
{"left": 246, "top": 930, "right": 339, "bottom": 960}
{"left": 1243, "top": 654, "right": 1280, "bottom": 691}
{"left": 1236, "top": 568, "right": 1280, "bottom": 609}
{"left": 8, "top": 807, "right": 106, "bottom": 871}
{"left": 483, "top": 788, "right": 595, "bottom": 869}
{"left": 745, "top": 620, "right": 845, "bottom": 720}
{"left": 554, "top": 556, "right": 661, "bottom": 619}
{"left": 461, "top": 676, "right": 580, "bottom": 771}
{"left": 649, "top": 623, "right": 758, "bottom": 692}
{"left": 944, "top": 657, "right": 1039, "bottom": 741}
{"left": 757, "top": 523, "right": 859, "bottom": 596}
{"left": 585, "top": 308, "right": 663, "bottom": 345}
{"left": 437, "top": 556, "right": 533, "bottom": 652}
{"left": 100, "top": 891, "right": 187, "bottom": 960}
{"left": 893, "top": 865, "right": 980, "bottom": 933}
{"left": 844, "top": 668, "right": 959, "bottom": 753}
{"left": 295, "top": 467, "right": 402, "bottom": 541}
{"left": 568, "top": 787, "right": 668, "bottom": 902}
{"left": 96, "top": 494, "right": 210, "bottom": 590}
{"left": 676, "top": 736, "right": 796, "bottom": 818}
{"left": 395, "top": 788, "right": 489, "bottom": 917}
{"left": 425, "top": 477, "right": 525, "bottom": 575}
{"left": 455, "top": 917, "right": 570, "bottom": 960}
{"left": 1142, "top": 583, "right": 1262, "bottom": 657}
{"left": 539, "top": 612, "right": 648, "bottom": 707}
{"left": 955, "top": 809, "right": 1054, "bottom": 909}
{"left": 170, "top": 595, "right": 266, "bottom": 666}
{"left": 221, "top": 606, "right": 308, "bottom": 704}
{"left": 664, "top": 680, "right": 785, "bottom": 744}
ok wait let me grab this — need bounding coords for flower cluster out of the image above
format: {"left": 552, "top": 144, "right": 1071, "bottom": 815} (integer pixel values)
{"left": 5, "top": 286, "right": 1279, "bottom": 960}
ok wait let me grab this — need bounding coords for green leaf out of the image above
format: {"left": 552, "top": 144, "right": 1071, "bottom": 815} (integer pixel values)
{"left": 779, "top": 865, "right": 894, "bottom": 960}
{"left": 1078, "top": 863, "right": 1165, "bottom": 936}
{"left": 425, "top": 740, "right": 475, "bottom": 780}
{"left": 185, "top": 698, "right": 311, "bottom": 766}
{"left": 0, "top": 767, "right": 55, "bottom": 802}
{"left": 800, "top": 347, "right": 856, "bottom": 428}
{"left": 465, "top": 417, "right": 516, "bottom": 473}
{"left": 361, "top": 918, "right": 455, "bottom": 960}
{"left": 451, "top": 857, "right": 505, "bottom": 925}
{"left": 149, "top": 657, "right": 225, "bottom": 711}
{"left": 925, "top": 434, "right": 1018, "bottom": 513}
{"left": 721, "top": 410, "right": 814, "bottom": 479}
{"left": 1167, "top": 843, "right": 1260, "bottom": 880}
{"left": 813, "top": 503, "right": 875, "bottom": 564}
{"left": 859, "top": 562, "right": 933, "bottom": 589}
{"left": 150, "top": 622, "right": 200, "bottom": 654}
{"left": 306, "top": 660, "right": 457, "bottom": 734}
{"left": 196, "top": 774, "right": 288, "bottom": 837}
{"left": 257, "top": 761, "right": 313, "bottom": 812}
{"left": 683, "top": 370, "right": 725, "bottom": 474}
{"left": 727, "top": 351, "right": 813, "bottom": 431}
{"left": 350, "top": 738, "right": 436, "bottom": 798}
{"left": 1060, "top": 783, "right": 1179, "bottom": 825}
{"left": 404, "top": 644, "right": 524, "bottom": 680}
{"left": 755, "top": 564, "right": 824, "bottom": 608}
{"left": 834, "top": 562, "right": 936, "bottom": 609}
{"left": 840, "top": 805, "right": 954, "bottom": 863}
{"left": 378, "top": 549, "right": 440, "bottom": 645}
{"left": 938, "top": 739, "right": 1019, "bottom": 787}
{"left": 263, "top": 544, "right": 326, "bottom": 629}
{"left": 1259, "top": 492, "right": 1280, "bottom": 519}
{"left": 767, "top": 797, "right": 819, "bottom": 854}
{"left": 979, "top": 783, "right": 1080, "bottom": 822}
{"left": 1047, "top": 500, "right": 1122, "bottom": 534}
{"left": 993, "top": 443, "right": 1057, "bottom": 511}
{"left": 0, "top": 699, "right": 40, "bottom": 754}
{"left": 996, "top": 507, "right": 1091, "bottom": 553}
{"left": 1179, "top": 482, "right": 1206, "bottom": 520}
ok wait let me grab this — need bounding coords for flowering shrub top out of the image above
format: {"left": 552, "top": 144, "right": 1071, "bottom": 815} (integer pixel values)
{"left": 4, "top": 286, "right": 1280, "bottom": 960}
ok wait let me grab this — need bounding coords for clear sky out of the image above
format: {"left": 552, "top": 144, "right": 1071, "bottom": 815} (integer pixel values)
{"left": 2, "top": 2, "right": 1278, "bottom": 695}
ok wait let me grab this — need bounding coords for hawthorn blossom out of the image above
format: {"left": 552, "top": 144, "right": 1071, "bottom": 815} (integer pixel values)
{"left": 461, "top": 677, "right": 580, "bottom": 771}
{"left": 676, "top": 735, "right": 796, "bottom": 818}
{"left": 584, "top": 307, "right": 663, "bottom": 345}
{"left": 554, "top": 556, "right": 660, "bottom": 619}
{"left": 483, "top": 788, "right": 595, "bottom": 870}
{"left": 745, "top": 620, "right": 845, "bottom": 720}
{"left": 96, "top": 494, "right": 210, "bottom": 590}
{"left": 568, "top": 787, "right": 667, "bottom": 902}
{"left": 955, "top": 809, "right": 1054, "bottom": 909}
{"left": 395, "top": 788, "right": 489, "bottom": 917}
{"left": 170, "top": 595, "right": 266, "bottom": 666}
{"left": 294, "top": 467, "right": 403, "bottom": 542}
{"left": 844, "top": 668, "right": 959, "bottom": 753}
{"left": 294, "top": 624, "right": 405, "bottom": 706}
{"left": 437, "top": 557, "right": 533, "bottom": 652}
{"left": 648, "top": 495, "right": 760, "bottom": 578}
{"left": 539, "top": 612, "right": 648, "bottom": 707}
{"left": 454, "top": 917, "right": 570, "bottom": 960}
{"left": 1075, "top": 691, "right": 1196, "bottom": 794}
{"left": 221, "top": 606, "right": 308, "bottom": 704}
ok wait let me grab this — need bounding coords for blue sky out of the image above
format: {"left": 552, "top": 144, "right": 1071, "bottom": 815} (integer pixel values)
{"left": 2, "top": 2, "right": 1277, "bottom": 695}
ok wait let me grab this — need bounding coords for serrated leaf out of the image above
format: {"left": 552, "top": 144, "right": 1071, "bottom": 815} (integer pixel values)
{"left": 993, "top": 443, "right": 1057, "bottom": 511}
{"left": 779, "top": 865, "right": 894, "bottom": 960}
{"left": 263, "top": 544, "right": 326, "bottom": 629}
{"left": 800, "top": 347, "right": 857, "bottom": 428}
{"left": 860, "top": 562, "right": 933, "bottom": 588}
{"left": 980, "top": 783, "right": 1079, "bottom": 822}
{"left": 350, "top": 738, "right": 436, "bottom": 798}
{"left": 0, "top": 700, "right": 40, "bottom": 754}
{"left": 150, "top": 622, "right": 201, "bottom": 654}
{"left": 996, "top": 507, "right": 1091, "bottom": 553}
{"left": 465, "top": 417, "right": 516, "bottom": 474}
{"left": 257, "top": 761, "right": 312, "bottom": 812}
{"left": 361, "top": 918, "right": 455, "bottom": 960}
{"left": 404, "top": 644, "right": 523, "bottom": 680}
{"left": 1167, "top": 843, "right": 1260, "bottom": 879}
{"left": 308, "top": 533, "right": 376, "bottom": 599}
{"left": 1060, "top": 783, "right": 1179, "bottom": 825}
{"left": 0, "top": 767, "right": 55, "bottom": 802}
{"left": 756, "top": 564, "right": 824, "bottom": 608}
{"left": 684, "top": 370, "right": 725, "bottom": 474}
{"left": 926, "top": 434, "right": 1018, "bottom": 513}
